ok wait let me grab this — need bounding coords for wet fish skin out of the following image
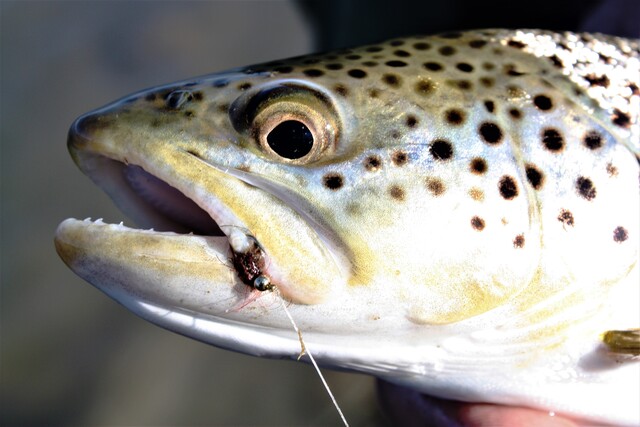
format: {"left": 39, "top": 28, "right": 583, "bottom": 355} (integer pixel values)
{"left": 55, "top": 30, "right": 639, "bottom": 425}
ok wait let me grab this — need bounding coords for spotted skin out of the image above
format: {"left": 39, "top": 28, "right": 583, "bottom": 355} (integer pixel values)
{"left": 56, "top": 30, "right": 639, "bottom": 426}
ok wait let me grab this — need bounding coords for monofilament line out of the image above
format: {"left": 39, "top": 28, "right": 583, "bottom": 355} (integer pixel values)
{"left": 278, "top": 295, "right": 349, "bottom": 427}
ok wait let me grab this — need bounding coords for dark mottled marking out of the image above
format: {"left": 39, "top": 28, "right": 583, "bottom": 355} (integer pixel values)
{"left": 606, "top": 163, "right": 618, "bottom": 176}
{"left": 583, "top": 130, "right": 603, "bottom": 150}
{"left": 394, "top": 50, "right": 411, "bottom": 57}
{"left": 364, "top": 155, "right": 382, "bottom": 171}
{"left": 192, "top": 91, "right": 203, "bottom": 101}
{"left": 509, "top": 108, "right": 522, "bottom": 119}
{"left": 585, "top": 74, "right": 610, "bottom": 87}
{"left": 542, "top": 128, "right": 564, "bottom": 151}
{"left": 385, "top": 60, "right": 408, "bottom": 67}
{"left": 323, "top": 173, "right": 344, "bottom": 190}
{"left": 145, "top": 93, "right": 156, "bottom": 101}
{"left": 382, "top": 73, "right": 402, "bottom": 87}
{"left": 366, "top": 46, "right": 383, "bottom": 52}
{"left": 504, "top": 64, "right": 526, "bottom": 76}
{"left": 415, "top": 79, "right": 435, "bottom": 96}
{"left": 628, "top": 83, "right": 640, "bottom": 96}
{"left": 507, "top": 85, "right": 524, "bottom": 98}
{"left": 499, "top": 175, "right": 519, "bottom": 200}
{"left": 429, "top": 140, "right": 454, "bottom": 161}
{"left": 482, "top": 62, "right": 495, "bottom": 70}
{"left": 406, "top": 115, "right": 418, "bottom": 128}
{"left": 303, "top": 69, "right": 324, "bottom": 77}
{"left": 334, "top": 84, "right": 349, "bottom": 97}
{"left": 533, "top": 95, "right": 553, "bottom": 111}
{"left": 390, "top": 130, "right": 401, "bottom": 139}
{"left": 413, "top": 42, "right": 431, "bottom": 50}
{"left": 348, "top": 69, "right": 367, "bottom": 78}
{"left": 469, "top": 188, "right": 484, "bottom": 201}
{"left": 184, "top": 111, "right": 195, "bottom": 118}
{"left": 449, "top": 80, "right": 472, "bottom": 90}
{"left": 362, "top": 61, "right": 378, "bottom": 67}
{"left": 456, "top": 63, "right": 474, "bottom": 72}
{"left": 558, "top": 209, "right": 575, "bottom": 227}
{"left": 479, "top": 122, "right": 503, "bottom": 144}
{"left": 274, "top": 65, "right": 294, "bottom": 74}
{"left": 389, "top": 185, "right": 405, "bottom": 201}
{"left": 525, "top": 164, "right": 544, "bottom": 190}
{"left": 469, "top": 40, "right": 487, "bottom": 48}
{"left": 390, "top": 40, "right": 405, "bottom": 46}
{"left": 479, "top": 77, "right": 494, "bottom": 88}
{"left": 513, "top": 234, "right": 525, "bottom": 248}
{"left": 507, "top": 40, "right": 526, "bottom": 49}
{"left": 426, "top": 177, "right": 446, "bottom": 196}
{"left": 613, "top": 226, "right": 628, "bottom": 243}
{"left": 217, "top": 103, "right": 230, "bottom": 113}
{"left": 345, "top": 54, "right": 362, "bottom": 60}
{"left": 237, "top": 82, "right": 252, "bottom": 91}
{"left": 470, "top": 158, "right": 487, "bottom": 174}
{"left": 439, "top": 46, "right": 456, "bottom": 56}
{"left": 576, "top": 176, "right": 597, "bottom": 200}
{"left": 325, "top": 63, "right": 343, "bottom": 70}
{"left": 445, "top": 109, "right": 465, "bottom": 125}
{"left": 484, "top": 100, "right": 495, "bottom": 112}
{"left": 471, "top": 216, "right": 485, "bottom": 231}
{"left": 423, "top": 62, "right": 443, "bottom": 71}
{"left": 392, "top": 150, "right": 408, "bottom": 166}
{"left": 549, "top": 55, "right": 563, "bottom": 68}
{"left": 612, "top": 109, "right": 631, "bottom": 128}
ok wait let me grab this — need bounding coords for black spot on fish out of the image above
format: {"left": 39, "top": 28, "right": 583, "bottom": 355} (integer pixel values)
{"left": 389, "top": 185, "right": 405, "bottom": 201}
{"left": 533, "top": 94, "right": 553, "bottom": 111}
{"left": 470, "top": 158, "right": 487, "bottom": 175}
{"left": 471, "top": 216, "right": 485, "bottom": 231}
{"left": 423, "top": 62, "right": 443, "bottom": 71}
{"left": 469, "top": 40, "right": 487, "bottom": 49}
{"left": 429, "top": 140, "right": 454, "bottom": 161}
{"left": 345, "top": 54, "right": 362, "bottom": 60}
{"left": 499, "top": 175, "right": 518, "bottom": 199}
{"left": 439, "top": 46, "right": 456, "bottom": 56}
{"left": 549, "top": 55, "right": 563, "bottom": 68}
{"left": 426, "top": 177, "right": 446, "bottom": 196}
{"left": 583, "top": 130, "right": 603, "bottom": 150}
{"left": 303, "top": 69, "right": 324, "bottom": 77}
{"left": 484, "top": 100, "right": 495, "bottom": 113}
{"left": 585, "top": 74, "right": 610, "bottom": 88}
{"left": 509, "top": 108, "right": 522, "bottom": 119}
{"left": 445, "top": 109, "right": 465, "bottom": 125}
{"left": 348, "top": 69, "right": 367, "bottom": 78}
{"left": 479, "top": 122, "right": 503, "bottom": 144}
{"left": 612, "top": 109, "right": 631, "bottom": 128}
{"left": 326, "top": 63, "right": 343, "bottom": 70}
{"left": 456, "top": 63, "right": 474, "bottom": 73}
{"left": 448, "top": 80, "right": 472, "bottom": 90}
{"left": 385, "top": 60, "right": 408, "bottom": 67}
{"left": 406, "top": 115, "right": 418, "bottom": 128}
{"left": 390, "top": 40, "right": 405, "bottom": 46}
{"left": 413, "top": 42, "right": 431, "bottom": 50}
{"left": 613, "top": 226, "right": 628, "bottom": 243}
{"left": 392, "top": 150, "right": 408, "bottom": 166}
{"left": 513, "top": 234, "right": 525, "bottom": 248}
{"left": 576, "top": 176, "right": 596, "bottom": 200}
{"left": 394, "top": 50, "right": 411, "bottom": 57}
{"left": 334, "top": 84, "right": 349, "bottom": 97}
{"left": 507, "top": 40, "right": 526, "bottom": 49}
{"left": 364, "top": 155, "right": 382, "bottom": 171}
{"left": 479, "top": 77, "right": 495, "bottom": 88}
{"left": 382, "top": 73, "right": 402, "bottom": 87}
{"left": 542, "top": 128, "right": 564, "bottom": 152}
{"left": 558, "top": 209, "right": 574, "bottom": 227}
{"left": 237, "top": 82, "right": 252, "bottom": 91}
{"left": 323, "top": 173, "right": 344, "bottom": 190}
{"left": 415, "top": 79, "right": 435, "bottom": 96}
{"left": 525, "top": 164, "right": 544, "bottom": 190}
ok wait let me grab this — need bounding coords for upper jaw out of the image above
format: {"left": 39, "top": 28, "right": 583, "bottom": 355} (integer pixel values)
{"left": 58, "top": 95, "right": 346, "bottom": 306}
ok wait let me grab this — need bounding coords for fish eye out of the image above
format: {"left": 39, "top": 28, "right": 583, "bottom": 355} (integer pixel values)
{"left": 229, "top": 83, "right": 340, "bottom": 164}
{"left": 266, "top": 120, "right": 314, "bottom": 159}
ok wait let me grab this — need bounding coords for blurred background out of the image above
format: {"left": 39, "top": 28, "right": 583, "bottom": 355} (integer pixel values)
{"left": 1, "top": 1, "right": 636, "bottom": 426}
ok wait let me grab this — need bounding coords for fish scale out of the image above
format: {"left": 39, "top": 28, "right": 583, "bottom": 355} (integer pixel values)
{"left": 56, "top": 29, "right": 639, "bottom": 425}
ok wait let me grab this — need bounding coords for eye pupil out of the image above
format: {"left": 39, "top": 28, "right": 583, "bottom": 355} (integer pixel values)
{"left": 266, "top": 120, "right": 314, "bottom": 159}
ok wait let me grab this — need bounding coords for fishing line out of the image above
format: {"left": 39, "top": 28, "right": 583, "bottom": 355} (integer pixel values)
{"left": 277, "top": 292, "right": 349, "bottom": 427}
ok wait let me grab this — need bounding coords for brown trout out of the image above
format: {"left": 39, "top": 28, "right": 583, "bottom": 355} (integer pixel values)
{"left": 55, "top": 30, "right": 639, "bottom": 425}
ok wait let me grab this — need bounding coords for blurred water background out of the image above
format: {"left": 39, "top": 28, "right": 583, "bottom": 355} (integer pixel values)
{"left": 2, "top": 1, "right": 637, "bottom": 426}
